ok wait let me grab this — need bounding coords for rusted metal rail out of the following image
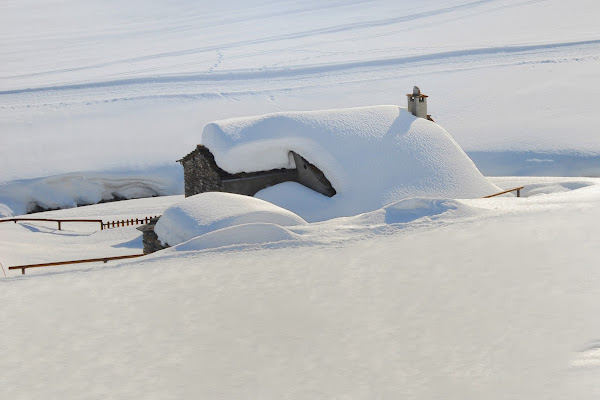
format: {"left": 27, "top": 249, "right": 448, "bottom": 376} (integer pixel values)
{"left": 483, "top": 186, "right": 524, "bottom": 198}
{"left": 0, "top": 215, "right": 159, "bottom": 231}
{"left": 8, "top": 254, "right": 145, "bottom": 275}
{"left": 0, "top": 218, "right": 103, "bottom": 230}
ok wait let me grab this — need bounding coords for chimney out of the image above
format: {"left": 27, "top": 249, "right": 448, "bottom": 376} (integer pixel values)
{"left": 406, "top": 86, "right": 428, "bottom": 119}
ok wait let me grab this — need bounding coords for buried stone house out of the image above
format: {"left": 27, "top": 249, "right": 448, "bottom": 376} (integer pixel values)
{"left": 139, "top": 87, "right": 490, "bottom": 253}
{"left": 140, "top": 148, "right": 336, "bottom": 254}
{"left": 178, "top": 86, "right": 432, "bottom": 200}
{"left": 140, "top": 143, "right": 341, "bottom": 253}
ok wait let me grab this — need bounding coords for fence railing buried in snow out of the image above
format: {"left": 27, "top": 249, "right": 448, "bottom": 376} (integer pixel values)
{"left": 482, "top": 186, "right": 524, "bottom": 198}
{"left": 0, "top": 217, "right": 104, "bottom": 230}
{"left": 1, "top": 215, "right": 158, "bottom": 275}
{"left": 102, "top": 216, "right": 159, "bottom": 230}
{"left": 0, "top": 216, "right": 159, "bottom": 231}
{"left": 8, "top": 254, "right": 145, "bottom": 275}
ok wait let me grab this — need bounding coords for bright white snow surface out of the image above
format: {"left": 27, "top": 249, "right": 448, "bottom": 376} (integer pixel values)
{"left": 154, "top": 192, "right": 306, "bottom": 247}
{"left": 2, "top": 178, "right": 600, "bottom": 399}
{"left": 203, "top": 105, "right": 500, "bottom": 221}
{"left": 0, "top": 165, "right": 182, "bottom": 217}
{"left": 1, "top": 0, "right": 600, "bottom": 397}
{"left": 2, "top": 0, "right": 600, "bottom": 187}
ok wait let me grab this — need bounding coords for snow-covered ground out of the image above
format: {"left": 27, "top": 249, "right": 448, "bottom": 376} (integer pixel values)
{"left": 2, "top": 0, "right": 600, "bottom": 398}
{"left": 2, "top": 0, "right": 600, "bottom": 186}
{"left": 2, "top": 178, "right": 600, "bottom": 399}
{"left": 0, "top": 165, "right": 182, "bottom": 217}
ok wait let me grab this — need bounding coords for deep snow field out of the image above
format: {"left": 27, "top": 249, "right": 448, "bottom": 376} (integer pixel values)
{"left": 2, "top": 0, "right": 600, "bottom": 398}
{"left": 2, "top": 0, "right": 600, "bottom": 192}
{"left": 2, "top": 178, "right": 600, "bottom": 399}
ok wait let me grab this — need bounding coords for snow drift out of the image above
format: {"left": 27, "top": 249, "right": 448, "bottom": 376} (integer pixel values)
{"left": 379, "top": 198, "right": 481, "bottom": 225}
{"left": 201, "top": 105, "right": 500, "bottom": 221}
{"left": 0, "top": 165, "right": 183, "bottom": 218}
{"left": 154, "top": 192, "right": 306, "bottom": 247}
{"left": 175, "top": 222, "right": 298, "bottom": 251}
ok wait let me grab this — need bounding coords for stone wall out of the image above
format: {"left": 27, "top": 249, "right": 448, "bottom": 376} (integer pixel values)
{"left": 137, "top": 217, "right": 169, "bottom": 254}
{"left": 221, "top": 170, "right": 299, "bottom": 196}
{"left": 179, "top": 145, "right": 224, "bottom": 197}
{"left": 178, "top": 145, "right": 336, "bottom": 198}
{"left": 140, "top": 145, "right": 337, "bottom": 254}
{"left": 291, "top": 151, "right": 336, "bottom": 197}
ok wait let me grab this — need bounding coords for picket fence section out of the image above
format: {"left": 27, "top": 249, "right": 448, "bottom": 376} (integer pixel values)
{"left": 1, "top": 215, "right": 160, "bottom": 231}
{"left": 102, "top": 216, "right": 159, "bottom": 230}
{"left": 1, "top": 215, "right": 160, "bottom": 275}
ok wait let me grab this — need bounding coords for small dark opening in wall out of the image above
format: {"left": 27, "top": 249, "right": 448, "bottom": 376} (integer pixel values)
{"left": 303, "top": 164, "right": 307, "bottom": 169}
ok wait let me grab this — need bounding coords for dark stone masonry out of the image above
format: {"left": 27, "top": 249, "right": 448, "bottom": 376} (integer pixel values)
{"left": 140, "top": 144, "right": 337, "bottom": 254}
{"left": 178, "top": 145, "right": 224, "bottom": 196}
{"left": 178, "top": 145, "right": 336, "bottom": 198}
{"left": 137, "top": 217, "right": 169, "bottom": 254}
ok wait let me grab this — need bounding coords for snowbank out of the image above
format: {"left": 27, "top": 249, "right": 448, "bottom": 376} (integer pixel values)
{"left": 175, "top": 222, "right": 298, "bottom": 251}
{"left": 2, "top": 0, "right": 599, "bottom": 187}
{"left": 4, "top": 182, "right": 600, "bottom": 399}
{"left": 0, "top": 165, "right": 182, "bottom": 217}
{"left": 154, "top": 192, "right": 306, "bottom": 247}
{"left": 377, "top": 198, "right": 481, "bottom": 225}
{"left": 202, "top": 105, "right": 500, "bottom": 221}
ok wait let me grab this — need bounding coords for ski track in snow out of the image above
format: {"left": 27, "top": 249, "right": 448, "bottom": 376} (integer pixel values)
{"left": 0, "top": 0, "right": 530, "bottom": 83}
{"left": 2, "top": 1, "right": 600, "bottom": 395}
{"left": 4, "top": 39, "right": 598, "bottom": 93}
{"left": 2, "top": 0, "right": 600, "bottom": 183}
{"left": 2, "top": 39, "right": 598, "bottom": 110}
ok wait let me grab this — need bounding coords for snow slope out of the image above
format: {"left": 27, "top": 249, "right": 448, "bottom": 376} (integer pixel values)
{"left": 203, "top": 105, "right": 499, "bottom": 221}
{"left": 1, "top": 2, "right": 600, "bottom": 398}
{"left": 1, "top": 179, "right": 600, "bottom": 398}
{"left": 2, "top": 0, "right": 600, "bottom": 187}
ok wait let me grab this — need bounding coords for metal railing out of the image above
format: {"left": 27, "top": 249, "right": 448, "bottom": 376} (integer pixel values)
{"left": 483, "top": 186, "right": 524, "bottom": 198}
{"left": 0, "top": 215, "right": 159, "bottom": 231}
{"left": 8, "top": 254, "right": 145, "bottom": 275}
{"left": 0, "top": 218, "right": 103, "bottom": 230}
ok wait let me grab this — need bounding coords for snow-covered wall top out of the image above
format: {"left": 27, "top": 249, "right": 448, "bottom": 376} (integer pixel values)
{"left": 201, "top": 105, "right": 500, "bottom": 221}
{"left": 154, "top": 192, "right": 306, "bottom": 247}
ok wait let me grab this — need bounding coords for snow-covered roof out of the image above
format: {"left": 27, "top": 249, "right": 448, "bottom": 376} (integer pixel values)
{"left": 201, "top": 105, "right": 499, "bottom": 221}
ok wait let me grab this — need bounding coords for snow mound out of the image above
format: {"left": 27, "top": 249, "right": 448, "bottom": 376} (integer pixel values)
{"left": 175, "top": 223, "right": 297, "bottom": 251}
{"left": 382, "top": 198, "right": 474, "bottom": 224}
{"left": 571, "top": 342, "right": 600, "bottom": 369}
{"left": 349, "top": 197, "right": 482, "bottom": 226}
{"left": 522, "top": 181, "right": 593, "bottom": 197}
{"left": 255, "top": 182, "right": 334, "bottom": 223}
{"left": 202, "top": 105, "right": 500, "bottom": 221}
{"left": 0, "top": 166, "right": 182, "bottom": 217}
{"left": 154, "top": 192, "right": 306, "bottom": 246}
{"left": 0, "top": 203, "right": 13, "bottom": 219}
